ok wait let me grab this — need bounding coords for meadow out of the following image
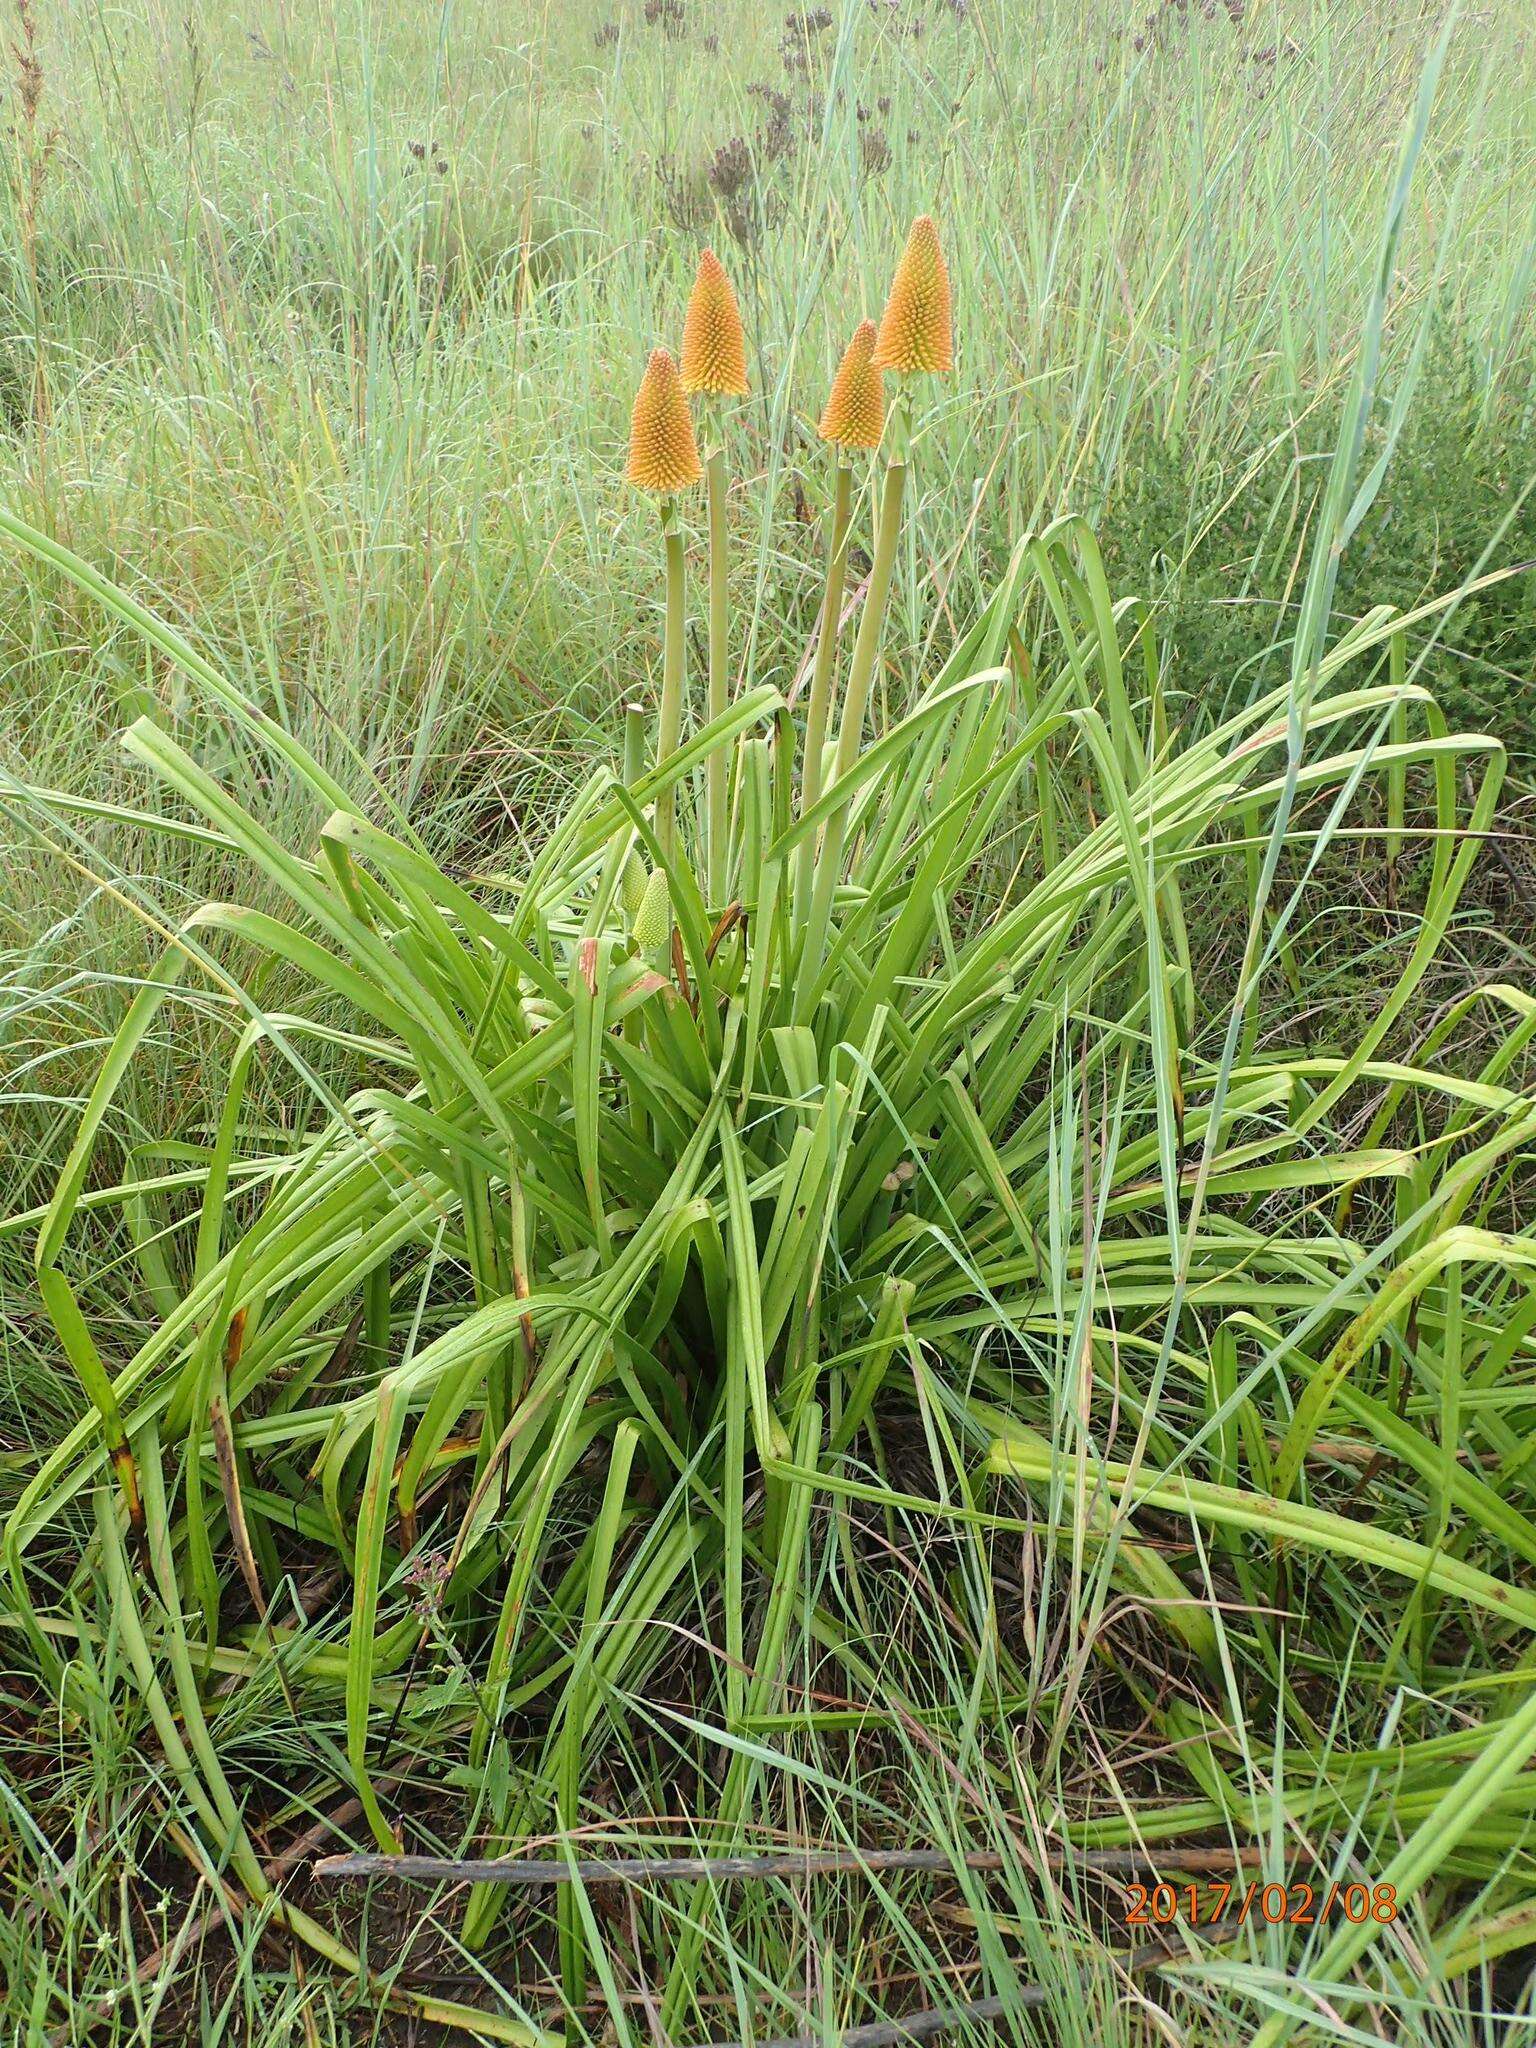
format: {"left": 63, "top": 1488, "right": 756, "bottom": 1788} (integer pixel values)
{"left": 2, "top": 0, "right": 1536, "bottom": 2041}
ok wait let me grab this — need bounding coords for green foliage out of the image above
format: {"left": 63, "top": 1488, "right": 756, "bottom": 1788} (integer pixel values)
{"left": 5, "top": 472, "right": 1533, "bottom": 2040}
{"left": 1098, "top": 341, "right": 1536, "bottom": 760}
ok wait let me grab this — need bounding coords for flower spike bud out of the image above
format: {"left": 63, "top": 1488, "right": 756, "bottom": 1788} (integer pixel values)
{"left": 680, "top": 248, "right": 749, "bottom": 398}
{"left": 626, "top": 348, "right": 703, "bottom": 494}
{"left": 818, "top": 319, "right": 884, "bottom": 448}
{"left": 621, "top": 845, "right": 649, "bottom": 916}
{"left": 631, "top": 867, "right": 672, "bottom": 955}
{"left": 871, "top": 214, "right": 953, "bottom": 376}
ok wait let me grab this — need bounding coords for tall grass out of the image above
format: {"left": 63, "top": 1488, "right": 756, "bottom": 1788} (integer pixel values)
{"left": 0, "top": 0, "right": 1530, "bottom": 724}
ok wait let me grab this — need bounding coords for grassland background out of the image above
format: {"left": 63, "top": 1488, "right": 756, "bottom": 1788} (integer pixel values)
{"left": 3, "top": 0, "right": 1536, "bottom": 2040}
{"left": 0, "top": 0, "right": 1530, "bottom": 1190}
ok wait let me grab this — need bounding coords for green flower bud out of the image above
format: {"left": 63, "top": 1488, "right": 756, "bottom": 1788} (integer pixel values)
{"left": 631, "top": 867, "right": 672, "bottom": 955}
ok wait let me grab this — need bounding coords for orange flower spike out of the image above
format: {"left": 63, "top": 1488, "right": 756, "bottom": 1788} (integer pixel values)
{"left": 818, "top": 319, "right": 884, "bottom": 449}
{"left": 871, "top": 214, "right": 953, "bottom": 377}
{"left": 680, "top": 248, "right": 749, "bottom": 398}
{"left": 626, "top": 348, "right": 703, "bottom": 494}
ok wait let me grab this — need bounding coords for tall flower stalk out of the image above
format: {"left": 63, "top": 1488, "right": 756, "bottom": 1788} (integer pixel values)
{"left": 834, "top": 214, "right": 952, "bottom": 782}
{"left": 626, "top": 345, "right": 702, "bottom": 858}
{"left": 681, "top": 248, "right": 749, "bottom": 902}
{"left": 796, "top": 318, "right": 884, "bottom": 918}
{"left": 798, "top": 217, "right": 952, "bottom": 995}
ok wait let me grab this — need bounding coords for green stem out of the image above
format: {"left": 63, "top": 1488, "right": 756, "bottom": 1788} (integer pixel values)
{"left": 833, "top": 454, "right": 906, "bottom": 782}
{"left": 655, "top": 499, "right": 686, "bottom": 860}
{"left": 795, "top": 457, "right": 853, "bottom": 920}
{"left": 623, "top": 699, "right": 647, "bottom": 786}
{"left": 797, "top": 441, "right": 908, "bottom": 1000}
{"left": 705, "top": 442, "right": 729, "bottom": 903}
{"left": 1386, "top": 626, "right": 1407, "bottom": 867}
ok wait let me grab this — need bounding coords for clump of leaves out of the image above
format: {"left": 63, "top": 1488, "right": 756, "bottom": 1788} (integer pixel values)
{"left": 7, "top": 216, "right": 1535, "bottom": 2046}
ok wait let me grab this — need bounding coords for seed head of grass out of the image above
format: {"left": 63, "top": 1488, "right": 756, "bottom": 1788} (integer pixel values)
{"left": 818, "top": 318, "right": 884, "bottom": 447}
{"left": 680, "top": 248, "right": 749, "bottom": 397}
{"left": 872, "top": 213, "right": 953, "bottom": 376}
{"left": 626, "top": 347, "right": 703, "bottom": 493}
